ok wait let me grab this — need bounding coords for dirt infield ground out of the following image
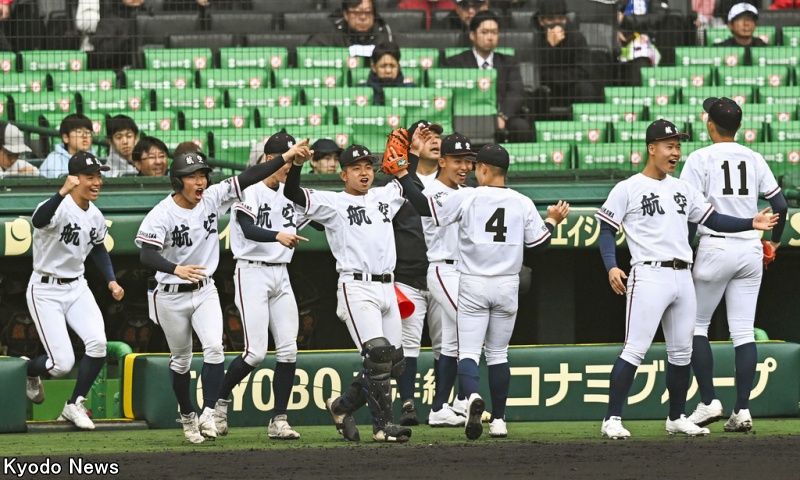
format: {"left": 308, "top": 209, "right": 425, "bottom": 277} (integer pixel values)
{"left": 15, "top": 435, "right": 800, "bottom": 480}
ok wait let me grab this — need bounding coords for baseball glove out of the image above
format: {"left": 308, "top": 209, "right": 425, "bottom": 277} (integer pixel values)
{"left": 762, "top": 240, "right": 776, "bottom": 269}
{"left": 382, "top": 128, "right": 410, "bottom": 175}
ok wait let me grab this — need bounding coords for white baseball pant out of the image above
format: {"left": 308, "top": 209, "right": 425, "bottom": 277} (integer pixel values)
{"left": 427, "top": 262, "right": 460, "bottom": 358}
{"left": 456, "top": 273, "right": 519, "bottom": 366}
{"left": 336, "top": 274, "right": 402, "bottom": 349}
{"left": 396, "top": 282, "right": 437, "bottom": 358}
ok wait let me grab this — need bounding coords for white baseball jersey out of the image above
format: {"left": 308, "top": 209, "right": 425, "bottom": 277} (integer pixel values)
{"left": 31, "top": 195, "right": 107, "bottom": 278}
{"left": 421, "top": 179, "right": 462, "bottom": 262}
{"left": 429, "top": 187, "right": 550, "bottom": 276}
{"left": 680, "top": 142, "right": 780, "bottom": 240}
{"left": 596, "top": 173, "right": 714, "bottom": 265}
{"left": 230, "top": 182, "right": 309, "bottom": 263}
{"left": 135, "top": 177, "right": 242, "bottom": 283}
{"left": 417, "top": 171, "right": 437, "bottom": 190}
{"left": 298, "top": 181, "right": 405, "bottom": 275}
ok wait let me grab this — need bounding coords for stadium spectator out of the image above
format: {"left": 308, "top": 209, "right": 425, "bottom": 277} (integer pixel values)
{"left": 2, "top": 0, "right": 46, "bottom": 51}
{"left": 104, "top": 115, "right": 140, "bottom": 178}
{"left": 0, "top": 123, "right": 38, "bottom": 178}
{"left": 131, "top": 135, "right": 168, "bottom": 177}
{"left": 616, "top": 0, "right": 692, "bottom": 67}
{"left": 76, "top": 0, "right": 147, "bottom": 71}
{"left": 397, "top": 0, "right": 456, "bottom": 29}
{"left": 309, "top": 139, "right": 343, "bottom": 174}
{"left": 365, "top": 41, "right": 415, "bottom": 105}
{"left": 0, "top": 0, "right": 11, "bottom": 51}
{"left": 768, "top": 0, "right": 799, "bottom": 9}
{"left": 444, "top": 10, "right": 532, "bottom": 143}
{"left": 434, "top": 0, "right": 491, "bottom": 46}
{"left": 40, "top": 114, "right": 96, "bottom": 179}
{"left": 306, "top": 0, "right": 393, "bottom": 53}
{"left": 718, "top": 3, "right": 766, "bottom": 65}
{"left": 532, "top": 0, "right": 597, "bottom": 110}
{"left": 694, "top": 0, "right": 725, "bottom": 29}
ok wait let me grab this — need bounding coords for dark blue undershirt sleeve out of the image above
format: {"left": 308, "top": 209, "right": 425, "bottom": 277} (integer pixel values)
{"left": 89, "top": 243, "right": 116, "bottom": 283}
{"left": 525, "top": 223, "right": 555, "bottom": 254}
{"left": 284, "top": 164, "right": 306, "bottom": 207}
{"left": 687, "top": 222, "right": 698, "bottom": 246}
{"left": 599, "top": 221, "right": 618, "bottom": 272}
{"left": 702, "top": 211, "right": 754, "bottom": 232}
{"left": 768, "top": 193, "right": 788, "bottom": 243}
{"left": 31, "top": 192, "right": 66, "bottom": 228}
{"left": 397, "top": 174, "right": 431, "bottom": 216}
{"left": 236, "top": 155, "right": 289, "bottom": 191}
{"left": 140, "top": 243, "right": 178, "bottom": 274}
{"left": 308, "top": 221, "right": 324, "bottom": 231}
{"left": 237, "top": 210, "right": 280, "bottom": 243}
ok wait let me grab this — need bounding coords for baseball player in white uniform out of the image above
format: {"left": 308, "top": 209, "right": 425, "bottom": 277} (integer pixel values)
{"left": 25, "top": 151, "right": 124, "bottom": 430}
{"left": 595, "top": 119, "right": 778, "bottom": 440}
{"left": 135, "top": 143, "right": 310, "bottom": 444}
{"left": 399, "top": 144, "right": 570, "bottom": 440}
{"left": 681, "top": 98, "right": 788, "bottom": 432}
{"left": 212, "top": 132, "right": 310, "bottom": 440}
{"left": 284, "top": 144, "right": 413, "bottom": 443}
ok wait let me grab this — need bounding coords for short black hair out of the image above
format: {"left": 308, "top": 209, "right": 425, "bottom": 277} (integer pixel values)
{"left": 59, "top": 113, "right": 92, "bottom": 136}
{"left": 371, "top": 41, "right": 401, "bottom": 65}
{"left": 469, "top": 9, "right": 499, "bottom": 32}
{"left": 342, "top": 0, "right": 372, "bottom": 12}
{"left": 711, "top": 119, "right": 738, "bottom": 138}
{"left": 106, "top": 114, "right": 139, "bottom": 138}
{"left": 132, "top": 135, "right": 169, "bottom": 162}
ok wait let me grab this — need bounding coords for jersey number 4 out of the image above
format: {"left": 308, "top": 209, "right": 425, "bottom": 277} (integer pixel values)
{"left": 485, "top": 208, "right": 508, "bottom": 242}
{"left": 721, "top": 160, "right": 749, "bottom": 196}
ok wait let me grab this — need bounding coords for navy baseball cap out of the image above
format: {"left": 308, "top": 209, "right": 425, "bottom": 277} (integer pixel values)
{"left": 407, "top": 120, "right": 443, "bottom": 140}
{"left": 475, "top": 144, "right": 509, "bottom": 171}
{"left": 264, "top": 131, "right": 296, "bottom": 156}
{"left": 339, "top": 144, "right": 377, "bottom": 167}
{"left": 441, "top": 133, "right": 476, "bottom": 158}
{"left": 68, "top": 151, "right": 109, "bottom": 175}
{"left": 645, "top": 119, "right": 690, "bottom": 144}
{"left": 703, "top": 97, "right": 743, "bottom": 131}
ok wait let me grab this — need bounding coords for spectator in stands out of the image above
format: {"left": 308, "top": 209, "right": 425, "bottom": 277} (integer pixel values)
{"left": 105, "top": 115, "right": 140, "bottom": 178}
{"left": 309, "top": 139, "right": 343, "bottom": 174}
{"left": 131, "top": 135, "right": 168, "bottom": 177}
{"left": 77, "top": 0, "right": 147, "bottom": 71}
{"left": 40, "top": 114, "right": 96, "bottom": 178}
{"left": 365, "top": 41, "right": 415, "bottom": 105}
{"left": 248, "top": 139, "right": 268, "bottom": 169}
{"left": 616, "top": 0, "right": 692, "bottom": 67}
{"left": 0, "top": 123, "right": 38, "bottom": 178}
{"left": 397, "top": 0, "right": 456, "bottom": 29}
{"left": 435, "top": 0, "right": 491, "bottom": 46}
{"left": 769, "top": 0, "right": 799, "bottom": 9}
{"left": 306, "top": 0, "right": 393, "bottom": 53}
{"left": 719, "top": 3, "right": 766, "bottom": 66}
{"left": 0, "top": 0, "right": 12, "bottom": 51}
{"left": 444, "top": 10, "right": 532, "bottom": 143}
{"left": 532, "top": 0, "right": 597, "bottom": 110}
{"left": 694, "top": 0, "right": 725, "bottom": 29}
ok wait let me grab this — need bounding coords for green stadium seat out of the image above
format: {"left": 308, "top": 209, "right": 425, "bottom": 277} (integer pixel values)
{"left": 296, "top": 47, "right": 364, "bottom": 70}
{"left": 81, "top": 91, "right": 150, "bottom": 116}
{"left": 705, "top": 26, "right": 776, "bottom": 46}
{"left": 219, "top": 47, "right": 289, "bottom": 70}
{"left": 681, "top": 86, "right": 754, "bottom": 106}
{"left": 674, "top": 142, "right": 704, "bottom": 175}
{"left": 144, "top": 48, "right": 212, "bottom": 71}
{"left": 259, "top": 106, "right": 331, "bottom": 130}
{"left": 760, "top": 86, "right": 800, "bottom": 107}
{"left": 303, "top": 87, "right": 374, "bottom": 108}
{"left": 717, "top": 66, "right": 791, "bottom": 88}
{"left": 229, "top": 88, "right": 300, "bottom": 109}
{"left": 199, "top": 68, "right": 270, "bottom": 90}
{"left": 0, "top": 53, "right": 15, "bottom": 74}
{"left": 428, "top": 68, "right": 497, "bottom": 116}
{"left": 676, "top": 46, "right": 745, "bottom": 68}
{"left": 575, "top": 143, "right": 646, "bottom": 171}
{"left": 289, "top": 125, "right": 353, "bottom": 149}
{"left": 751, "top": 47, "right": 799, "bottom": 68}
{"left": 783, "top": 27, "right": 800, "bottom": 47}
{"left": 383, "top": 87, "right": 453, "bottom": 124}
{"left": 20, "top": 50, "right": 88, "bottom": 72}
{"left": 572, "top": 104, "right": 645, "bottom": 123}
{"left": 210, "top": 129, "right": 270, "bottom": 166}
{"left": 752, "top": 143, "right": 800, "bottom": 178}
{"left": 183, "top": 108, "right": 253, "bottom": 130}
{"left": 0, "top": 73, "right": 48, "bottom": 94}
{"left": 649, "top": 105, "right": 704, "bottom": 124}
{"left": 769, "top": 121, "right": 800, "bottom": 143}
{"left": 613, "top": 121, "right": 678, "bottom": 143}
{"left": 604, "top": 86, "right": 677, "bottom": 107}
{"left": 350, "top": 68, "right": 423, "bottom": 87}
{"left": 11, "top": 92, "right": 76, "bottom": 124}
{"left": 504, "top": 142, "right": 573, "bottom": 170}
{"left": 157, "top": 131, "right": 209, "bottom": 154}
{"left": 51, "top": 71, "right": 118, "bottom": 93}
{"left": 157, "top": 88, "right": 224, "bottom": 110}
{"left": 536, "top": 121, "right": 608, "bottom": 143}
{"left": 640, "top": 66, "right": 714, "bottom": 89}
{"left": 125, "top": 69, "right": 196, "bottom": 90}
{"left": 688, "top": 121, "right": 764, "bottom": 144}
{"left": 339, "top": 105, "right": 407, "bottom": 135}
{"left": 127, "top": 111, "right": 179, "bottom": 134}
{"left": 274, "top": 68, "right": 345, "bottom": 89}
{"left": 399, "top": 48, "right": 440, "bottom": 70}
{"left": 349, "top": 133, "right": 388, "bottom": 153}
{"left": 738, "top": 104, "right": 796, "bottom": 123}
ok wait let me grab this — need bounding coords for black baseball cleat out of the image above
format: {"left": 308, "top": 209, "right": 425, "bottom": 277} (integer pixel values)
{"left": 399, "top": 400, "right": 420, "bottom": 426}
{"left": 326, "top": 397, "right": 360, "bottom": 442}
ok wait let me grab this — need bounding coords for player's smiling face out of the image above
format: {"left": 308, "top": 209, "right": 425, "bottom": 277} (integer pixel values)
{"left": 647, "top": 139, "right": 682, "bottom": 178}
{"left": 340, "top": 159, "right": 374, "bottom": 195}
{"left": 419, "top": 132, "right": 441, "bottom": 162}
{"left": 75, "top": 171, "right": 103, "bottom": 203}
{"left": 438, "top": 155, "right": 473, "bottom": 188}
{"left": 180, "top": 171, "right": 209, "bottom": 205}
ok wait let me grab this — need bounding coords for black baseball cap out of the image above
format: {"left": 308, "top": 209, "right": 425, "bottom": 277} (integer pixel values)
{"left": 441, "top": 132, "right": 476, "bottom": 158}
{"left": 264, "top": 130, "right": 296, "bottom": 155}
{"left": 407, "top": 120, "right": 444, "bottom": 140}
{"left": 645, "top": 119, "right": 690, "bottom": 144}
{"left": 703, "top": 96, "right": 743, "bottom": 131}
{"left": 339, "top": 144, "right": 377, "bottom": 167}
{"left": 68, "top": 151, "right": 109, "bottom": 175}
{"left": 538, "top": 0, "right": 568, "bottom": 17}
{"left": 311, "top": 138, "right": 343, "bottom": 156}
{"left": 475, "top": 143, "right": 509, "bottom": 171}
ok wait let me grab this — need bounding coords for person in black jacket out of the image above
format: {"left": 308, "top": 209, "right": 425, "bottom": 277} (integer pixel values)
{"left": 616, "top": 0, "right": 693, "bottom": 67}
{"left": 532, "top": 0, "right": 597, "bottom": 110}
{"left": 365, "top": 41, "right": 415, "bottom": 105}
{"left": 444, "top": 10, "right": 532, "bottom": 143}
{"left": 717, "top": 3, "right": 766, "bottom": 66}
{"left": 306, "top": 0, "right": 393, "bottom": 51}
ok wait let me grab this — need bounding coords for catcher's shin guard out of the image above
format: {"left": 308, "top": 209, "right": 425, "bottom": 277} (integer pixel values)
{"left": 390, "top": 345, "right": 405, "bottom": 379}
{"left": 360, "top": 337, "right": 396, "bottom": 432}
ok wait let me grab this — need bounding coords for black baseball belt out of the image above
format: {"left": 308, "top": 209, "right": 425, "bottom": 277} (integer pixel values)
{"left": 643, "top": 259, "right": 690, "bottom": 270}
{"left": 161, "top": 278, "right": 211, "bottom": 293}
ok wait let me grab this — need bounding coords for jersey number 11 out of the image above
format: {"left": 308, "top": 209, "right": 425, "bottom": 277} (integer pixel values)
{"left": 721, "top": 160, "right": 749, "bottom": 196}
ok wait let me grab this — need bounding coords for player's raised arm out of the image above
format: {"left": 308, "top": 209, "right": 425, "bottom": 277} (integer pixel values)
{"left": 237, "top": 138, "right": 311, "bottom": 192}
{"left": 283, "top": 141, "right": 311, "bottom": 207}
{"left": 394, "top": 148, "right": 432, "bottom": 217}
